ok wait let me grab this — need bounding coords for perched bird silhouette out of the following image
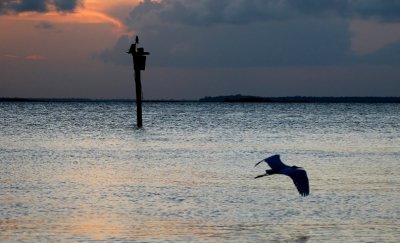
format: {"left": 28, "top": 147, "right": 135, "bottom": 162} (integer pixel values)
{"left": 254, "top": 154, "right": 309, "bottom": 196}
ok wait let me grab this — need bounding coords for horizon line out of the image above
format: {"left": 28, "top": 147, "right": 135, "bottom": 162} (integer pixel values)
{"left": 1, "top": 95, "right": 400, "bottom": 103}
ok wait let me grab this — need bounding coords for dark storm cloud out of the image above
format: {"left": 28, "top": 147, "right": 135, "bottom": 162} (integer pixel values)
{"left": 128, "top": 0, "right": 295, "bottom": 26}
{"left": 0, "top": 0, "right": 82, "bottom": 14}
{"left": 361, "top": 42, "right": 400, "bottom": 64}
{"left": 95, "top": 35, "right": 131, "bottom": 66}
{"left": 144, "top": 18, "right": 352, "bottom": 67}
{"left": 53, "top": 0, "right": 81, "bottom": 12}
{"left": 129, "top": 0, "right": 400, "bottom": 27}
{"left": 98, "top": 0, "right": 400, "bottom": 67}
{"left": 5, "top": 0, "right": 47, "bottom": 13}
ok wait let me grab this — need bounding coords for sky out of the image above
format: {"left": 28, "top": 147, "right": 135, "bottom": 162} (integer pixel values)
{"left": 1, "top": 0, "right": 400, "bottom": 99}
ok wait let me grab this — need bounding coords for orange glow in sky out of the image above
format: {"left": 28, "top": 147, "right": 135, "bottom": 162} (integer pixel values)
{"left": 1, "top": 0, "right": 140, "bottom": 35}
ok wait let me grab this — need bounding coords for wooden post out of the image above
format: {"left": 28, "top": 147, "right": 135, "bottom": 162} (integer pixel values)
{"left": 134, "top": 67, "right": 143, "bottom": 127}
{"left": 128, "top": 36, "right": 149, "bottom": 128}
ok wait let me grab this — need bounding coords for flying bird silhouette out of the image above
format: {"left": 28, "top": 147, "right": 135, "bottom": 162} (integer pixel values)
{"left": 254, "top": 154, "right": 309, "bottom": 197}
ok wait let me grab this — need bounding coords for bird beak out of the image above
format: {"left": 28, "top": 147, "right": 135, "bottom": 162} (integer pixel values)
{"left": 254, "top": 160, "right": 264, "bottom": 167}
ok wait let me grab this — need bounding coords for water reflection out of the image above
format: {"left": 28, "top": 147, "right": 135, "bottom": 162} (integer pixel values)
{"left": 68, "top": 215, "right": 129, "bottom": 241}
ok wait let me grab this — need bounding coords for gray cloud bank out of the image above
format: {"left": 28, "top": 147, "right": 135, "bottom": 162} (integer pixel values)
{"left": 98, "top": 0, "right": 400, "bottom": 67}
{"left": 0, "top": 0, "right": 82, "bottom": 14}
{"left": 129, "top": 0, "right": 400, "bottom": 26}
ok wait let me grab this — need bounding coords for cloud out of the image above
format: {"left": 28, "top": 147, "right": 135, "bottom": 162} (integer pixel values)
{"left": 128, "top": 0, "right": 400, "bottom": 27}
{"left": 360, "top": 41, "right": 400, "bottom": 64}
{"left": 1, "top": 1, "right": 128, "bottom": 35}
{"left": 0, "top": 0, "right": 82, "bottom": 15}
{"left": 25, "top": 54, "right": 47, "bottom": 61}
{"left": 2, "top": 53, "right": 19, "bottom": 58}
{"left": 35, "top": 21, "right": 56, "bottom": 30}
{"left": 97, "top": 0, "right": 400, "bottom": 67}
{"left": 53, "top": 0, "right": 81, "bottom": 12}
{"left": 95, "top": 35, "right": 131, "bottom": 65}
{"left": 1, "top": 53, "right": 47, "bottom": 61}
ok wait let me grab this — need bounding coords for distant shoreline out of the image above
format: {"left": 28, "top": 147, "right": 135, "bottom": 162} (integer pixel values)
{"left": 1, "top": 95, "right": 400, "bottom": 103}
{"left": 199, "top": 95, "right": 400, "bottom": 103}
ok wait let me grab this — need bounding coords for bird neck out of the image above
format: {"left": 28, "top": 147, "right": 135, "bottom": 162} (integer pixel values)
{"left": 266, "top": 169, "right": 276, "bottom": 175}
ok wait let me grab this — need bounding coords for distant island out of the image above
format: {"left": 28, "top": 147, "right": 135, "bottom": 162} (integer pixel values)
{"left": 199, "top": 95, "right": 400, "bottom": 103}
{"left": 1, "top": 95, "right": 400, "bottom": 103}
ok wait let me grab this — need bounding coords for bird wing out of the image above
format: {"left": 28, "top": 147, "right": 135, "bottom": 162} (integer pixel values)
{"left": 254, "top": 154, "right": 287, "bottom": 169}
{"left": 280, "top": 167, "right": 309, "bottom": 197}
{"left": 265, "top": 154, "right": 287, "bottom": 171}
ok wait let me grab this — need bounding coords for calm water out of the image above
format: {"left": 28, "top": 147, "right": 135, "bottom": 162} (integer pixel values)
{"left": 1, "top": 102, "right": 399, "bottom": 242}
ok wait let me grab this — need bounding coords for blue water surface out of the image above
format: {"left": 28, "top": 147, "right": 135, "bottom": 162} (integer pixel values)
{"left": 1, "top": 102, "right": 399, "bottom": 242}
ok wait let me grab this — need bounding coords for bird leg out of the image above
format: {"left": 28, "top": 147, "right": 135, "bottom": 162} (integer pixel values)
{"left": 254, "top": 173, "right": 269, "bottom": 179}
